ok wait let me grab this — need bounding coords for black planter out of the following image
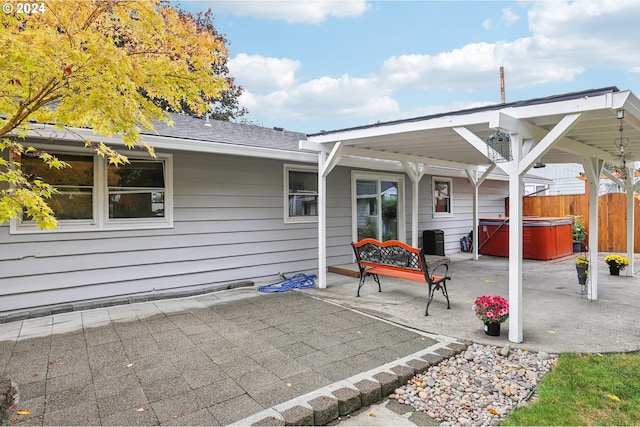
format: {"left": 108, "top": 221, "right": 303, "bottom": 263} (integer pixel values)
{"left": 573, "top": 241, "right": 585, "bottom": 253}
{"left": 609, "top": 266, "right": 621, "bottom": 276}
{"left": 576, "top": 265, "right": 588, "bottom": 285}
{"left": 484, "top": 322, "right": 500, "bottom": 336}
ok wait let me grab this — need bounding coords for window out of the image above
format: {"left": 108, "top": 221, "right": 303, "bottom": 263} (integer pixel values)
{"left": 108, "top": 160, "right": 166, "bottom": 219}
{"left": 21, "top": 153, "right": 94, "bottom": 220}
{"left": 284, "top": 164, "right": 317, "bottom": 223}
{"left": 12, "top": 146, "right": 173, "bottom": 233}
{"left": 432, "top": 177, "right": 452, "bottom": 217}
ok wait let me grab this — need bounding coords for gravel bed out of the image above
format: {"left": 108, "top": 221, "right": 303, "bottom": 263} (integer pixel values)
{"left": 389, "top": 344, "right": 557, "bottom": 426}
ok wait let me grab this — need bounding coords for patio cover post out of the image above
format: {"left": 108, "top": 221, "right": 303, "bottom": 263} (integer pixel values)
{"left": 507, "top": 133, "right": 524, "bottom": 344}
{"left": 404, "top": 162, "right": 425, "bottom": 247}
{"left": 584, "top": 157, "right": 603, "bottom": 299}
{"left": 465, "top": 164, "right": 496, "bottom": 260}
{"left": 625, "top": 167, "right": 635, "bottom": 276}
{"left": 317, "top": 150, "right": 328, "bottom": 289}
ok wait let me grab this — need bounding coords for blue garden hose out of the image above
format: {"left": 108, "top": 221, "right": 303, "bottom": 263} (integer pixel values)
{"left": 258, "top": 273, "right": 317, "bottom": 293}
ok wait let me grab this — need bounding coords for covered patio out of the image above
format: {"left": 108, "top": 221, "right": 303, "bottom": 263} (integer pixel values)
{"left": 305, "top": 252, "right": 640, "bottom": 354}
{"left": 301, "top": 87, "right": 640, "bottom": 344}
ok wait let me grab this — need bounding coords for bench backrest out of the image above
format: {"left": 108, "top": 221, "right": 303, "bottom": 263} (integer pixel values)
{"left": 352, "top": 238, "right": 426, "bottom": 273}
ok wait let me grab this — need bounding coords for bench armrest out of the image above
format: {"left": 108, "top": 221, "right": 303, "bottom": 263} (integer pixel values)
{"left": 429, "top": 262, "right": 450, "bottom": 280}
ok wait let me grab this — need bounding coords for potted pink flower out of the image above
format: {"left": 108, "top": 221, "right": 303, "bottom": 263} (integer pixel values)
{"left": 472, "top": 295, "right": 509, "bottom": 336}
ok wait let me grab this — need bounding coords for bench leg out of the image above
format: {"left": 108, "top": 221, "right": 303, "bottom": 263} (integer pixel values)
{"left": 425, "top": 279, "right": 451, "bottom": 316}
{"left": 441, "top": 279, "right": 451, "bottom": 310}
{"left": 425, "top": 283, "right": 435, "bottom": 316}
{"left": 356, "top": 274, "right": 366, "bottom": 297}
{"left": 356, "top": 273, "right": 382, "bottom": 297}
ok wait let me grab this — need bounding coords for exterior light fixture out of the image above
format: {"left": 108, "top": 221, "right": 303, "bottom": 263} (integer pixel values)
{"left": 533, "top": 159, "right": 546, "bottom": 169}
{"left": 614, "top": 110, "right": 630, "bottom": 180}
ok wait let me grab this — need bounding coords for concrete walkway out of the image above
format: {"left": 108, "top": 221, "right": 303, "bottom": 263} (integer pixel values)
{"left": 1, "top": 252, "right": 638, "bottom": 425}
{"left": 312, "top": 252, "right": 640, "bottom": 354}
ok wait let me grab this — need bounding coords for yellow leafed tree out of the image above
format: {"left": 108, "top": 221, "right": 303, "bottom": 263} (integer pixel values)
{"left": 0, "top": 0, "right": 229, "bottom": 229}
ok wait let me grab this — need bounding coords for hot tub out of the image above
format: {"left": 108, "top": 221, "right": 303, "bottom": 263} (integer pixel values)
{"left": 478, "top": 217, "right": 573, "bottom": 260}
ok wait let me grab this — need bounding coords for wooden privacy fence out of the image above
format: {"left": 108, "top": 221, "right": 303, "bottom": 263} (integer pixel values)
{"left": 506, "top": 193, "right": 640, "bottom": 253}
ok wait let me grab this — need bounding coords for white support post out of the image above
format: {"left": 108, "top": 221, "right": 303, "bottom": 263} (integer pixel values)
{"left": 317, "top": 151, "right": 328, "bottom": 289}
{"left": 465, "top": 164, "right": 496, "bottom": 260}
{"left": 583, "top": 157, "right": 603, "bottom": 300}
{"left": 507, "top": 135, "right": 524, "bottom": 344}
{"left": 626, "top": 167, "right": 635, "bottom": 276}
{"left": 404, "top": 162, "right": 425, "bottom": 247}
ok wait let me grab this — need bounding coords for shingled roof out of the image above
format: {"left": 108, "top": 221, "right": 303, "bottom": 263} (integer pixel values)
{"left": 145, "top": 114, "right": 308, "bottom": 152}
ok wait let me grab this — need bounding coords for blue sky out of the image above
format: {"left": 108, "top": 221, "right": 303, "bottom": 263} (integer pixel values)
{"left": 180, "top": 0, "right": 640, "bottom": 134}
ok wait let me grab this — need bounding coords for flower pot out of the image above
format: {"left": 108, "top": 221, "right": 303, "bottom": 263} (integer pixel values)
{"left": 576, "top": 265, "right": 588, "bottom": 285}
{"left": 609, "top": 266, "right": 620, "bottom": 276}
{"left": 573, "top": 241, "right": 583, "bottom": 253}
{"left": 484, "top": 322, "right": 500, "bottom": 336}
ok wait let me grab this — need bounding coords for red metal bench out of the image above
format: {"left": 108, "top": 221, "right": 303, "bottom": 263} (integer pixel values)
{"left": 351, "top": 238, "right": 451, "bottom": 316}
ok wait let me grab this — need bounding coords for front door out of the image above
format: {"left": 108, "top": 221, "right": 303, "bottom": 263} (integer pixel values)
{"left": 352, "top": 172, "right": 404, "bottom": 242}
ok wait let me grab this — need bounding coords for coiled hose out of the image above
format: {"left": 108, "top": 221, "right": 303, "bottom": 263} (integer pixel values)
{"left": 258, "top": 273, "right": 317, "bottom": 293}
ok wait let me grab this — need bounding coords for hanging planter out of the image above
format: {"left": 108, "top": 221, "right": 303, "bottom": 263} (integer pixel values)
{"left": 485, "top": 131, "right": 512, "bottom": 163}
{"left": 575, "top": 256, "right": 588, "bottom": 286}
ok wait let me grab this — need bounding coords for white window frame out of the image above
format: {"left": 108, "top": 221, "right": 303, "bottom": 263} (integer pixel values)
{"left": 432, "top": 176, "right": 453, "bottom": 218}
{"left": 10, "top": 143, "right": 173, "bottom": 234}
{"left": 351, "top": 171, "right": 405, "bottom": 243}
{"left": 283, "top": 164, "right": 318, "bottom": 224}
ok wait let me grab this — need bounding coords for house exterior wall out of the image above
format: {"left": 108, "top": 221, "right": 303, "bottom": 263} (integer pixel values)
{"left": 0, "top": 144, "right": 510, "bottom": 314}
{"left": 0, "top": 150, "right": 354, "bottom": 314}
{"left": 406, "top": 176, "right": 509, "bottom": 253}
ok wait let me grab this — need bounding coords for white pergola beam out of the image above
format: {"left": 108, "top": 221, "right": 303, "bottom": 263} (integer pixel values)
{"left": 519, "top": 114, "right": 581, "bottom": 173}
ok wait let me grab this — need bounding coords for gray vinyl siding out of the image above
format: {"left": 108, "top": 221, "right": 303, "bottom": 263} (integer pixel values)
{"left": 0, "top": 151, "right": 353, "bottom": 314}
{"left": 406, "top": 176, "right": 508, "bottom": 253}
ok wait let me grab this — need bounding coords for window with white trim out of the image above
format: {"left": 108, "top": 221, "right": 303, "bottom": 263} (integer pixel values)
{"left": 284, "top": 164, "right": 318, "bottom": 223}
{"left": 432, "top": 177, "right": 452, "bottom": 217}
{"left": 12, "top": 146, "right": 173, "bottom": 233}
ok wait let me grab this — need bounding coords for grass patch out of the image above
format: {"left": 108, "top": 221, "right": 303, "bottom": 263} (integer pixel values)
{"left": 503, "top": 352, "right": 640, "bottom": 426}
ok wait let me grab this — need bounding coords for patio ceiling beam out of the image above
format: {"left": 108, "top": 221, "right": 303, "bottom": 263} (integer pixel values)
{"left": 320, "top": 141, "right": 344, "bottom": 177}
{"left": 519, "top": 113, "right": 581, "bottom": 174}
{"left": 452, "top": 126, "right": 489, "bottom": 158}
{"left": 339, "top": 146, "right": 474, "bottom": 170}
{"left": 510, "top": 117, "right": 613, "bottom": 161}
{"left": 306, "top": 113, "right": 498, "bottom": 144}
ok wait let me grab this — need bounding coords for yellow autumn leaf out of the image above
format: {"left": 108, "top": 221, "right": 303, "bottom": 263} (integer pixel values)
{"left": 17, "top": 410, "right": 31, "bottom": 415}
{"left": 607, "top": 394, "right": 621, "bottom": 402}
{"left": 369, "top": 413, "right": 377, "bottom": 417}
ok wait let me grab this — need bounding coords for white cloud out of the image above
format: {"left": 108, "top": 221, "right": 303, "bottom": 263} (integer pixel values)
{"left": 228, "top": 0, "right": 640, "bottom": 130}
{"left": 238, "top": 72, "right": 398, "bottom": 126}
{"left": 501, "top": 7, "right": 520, "bottom": 26}
{"left": 210, "top": 0, "right": 369, "bottom": 23}
{"left": 229, "top": 54, "right": 300, "bottom": 92}
{"left": 482, "top": 18, "right": 492, "bottom": 30}
{"left": 526, "top": 0, "right": 640, "bottom": 70}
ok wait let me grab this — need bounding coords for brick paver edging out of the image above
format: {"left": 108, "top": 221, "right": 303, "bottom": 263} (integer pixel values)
{"left": 231, "top": 341, "right": 469, "bottom": 426}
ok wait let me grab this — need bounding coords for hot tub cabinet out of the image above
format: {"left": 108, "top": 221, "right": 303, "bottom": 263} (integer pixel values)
{"left": 478, "top": 217, "right": 573, "bottom": 260}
